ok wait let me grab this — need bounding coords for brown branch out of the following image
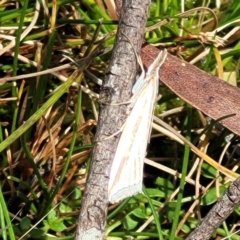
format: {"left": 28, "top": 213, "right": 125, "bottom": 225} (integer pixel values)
{"left": 142, "top": 44, "right": 240, "bottom": 137}
{"left": 186, "top": 177, "right": 240, "bottom": 240}
{"left": 74, "top": 0, "right": 151, "bottom": 239}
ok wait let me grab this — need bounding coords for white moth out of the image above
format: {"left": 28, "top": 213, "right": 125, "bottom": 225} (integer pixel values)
{"left": 108, "top": 49, "right": 168, "bottom": 203}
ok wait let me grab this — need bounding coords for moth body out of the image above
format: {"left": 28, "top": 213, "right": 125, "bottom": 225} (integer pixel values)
{"left": 108, "top": 49, "right": 168, "bottom": 203}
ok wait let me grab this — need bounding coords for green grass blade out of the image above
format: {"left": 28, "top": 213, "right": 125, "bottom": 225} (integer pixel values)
{"left": 44, "top": 87, "right": 83, "bottom": 215}
{"left": 143, "top": 186, "right": 163, "bottom": 240}
{"left": 0, "top": 52, "right": 95, "bottom": 153}
{"left": 170, "top": 105, "right": 192, "bottom": 239}
{"left": 0, "top": 185, "right": 15, "bottom": 240}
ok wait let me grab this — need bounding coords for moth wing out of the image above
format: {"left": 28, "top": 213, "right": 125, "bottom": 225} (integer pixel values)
{"left": 108, "top": 79, "right": 157, "bottom": 203}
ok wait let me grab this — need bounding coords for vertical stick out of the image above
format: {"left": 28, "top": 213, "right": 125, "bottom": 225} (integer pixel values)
{"left": 74, "top": 0, "right": 151, "bottom": 239}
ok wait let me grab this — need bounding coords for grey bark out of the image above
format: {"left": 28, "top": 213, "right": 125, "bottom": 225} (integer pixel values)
{"left": 74, "top": 0, "right": 151, "bottom": 239}
{"left": 186, "top": 177, "right": 240, "bottom": 240}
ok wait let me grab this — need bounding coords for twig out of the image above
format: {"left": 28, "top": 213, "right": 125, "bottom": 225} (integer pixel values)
{"left": 186, "top": 177, "right": 240, "bottom": 240}
{"left": 74, "top": 0, "right": 151, "bottom": 239}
